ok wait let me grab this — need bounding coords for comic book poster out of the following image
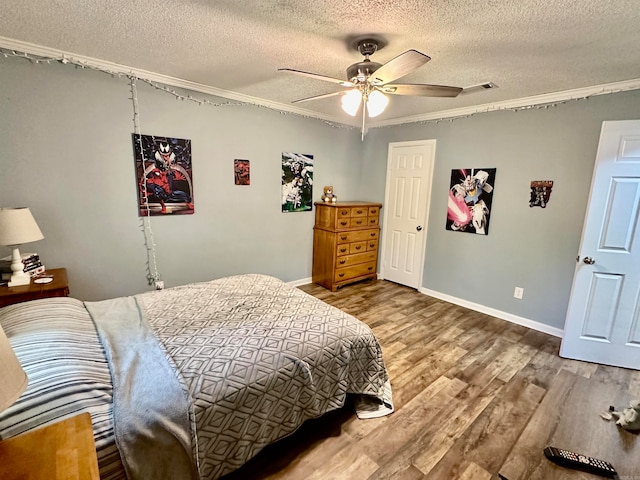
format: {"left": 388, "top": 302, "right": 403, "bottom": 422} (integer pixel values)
{"left": 281, "top": 152, "right": 313, "bottom": 212}
{"left": 446, "top": 168, "right": 496, "bottom": 235}
{"left": 234, "top": 159, "right": 250, "bottom": 185}
{"left": 529, "top": 180, "right": 553, "bottom": 208}
{"left": 133, "top": 134, "right": 194, "bottom": 216}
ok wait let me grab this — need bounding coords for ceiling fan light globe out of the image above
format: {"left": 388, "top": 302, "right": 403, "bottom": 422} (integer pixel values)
{"left": 341, "top": 89, "right": 362, "bottom": 116}
{"left": 366, "top": 90, "right": 389, "bottom": 117}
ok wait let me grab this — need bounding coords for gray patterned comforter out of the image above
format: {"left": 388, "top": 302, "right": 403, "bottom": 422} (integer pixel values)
{"left": 133, "top": 274, "right": 392, "bottom": 479}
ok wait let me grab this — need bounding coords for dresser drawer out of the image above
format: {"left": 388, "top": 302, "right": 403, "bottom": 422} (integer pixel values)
{"left": 334, "top": 261, "right": 377, "bottom": 282}
{"left": 367, "top": 239, "right": 379, "bottom": 251}
{"left": 336, "top": 217, "right": 351, "bottom": 229}
{"left": 369, "top": 206, "right": 380, "bottom": 216}
{"left": 337, "top": 207, "right": 351, "bottom": 218}
{"left": 336, "top": 229, "right": 379, "bottom": 244}
{"left": 349, "top": 241, "right": 367, "bottom": 254}
{"left": 367, "top": 216, "right": 379, "bottom": 227}
{"left": 350, "top": 206, "right": 368, "bottom": 217}
{"left": 336, "top": 251, "right": 377, "bottom": 268}
{"left": 350, "top": 217, "right": 368, "bottom": 228}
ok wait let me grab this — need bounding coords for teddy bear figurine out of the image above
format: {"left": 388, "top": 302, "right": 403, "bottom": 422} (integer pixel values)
{"left": 321, "top": 186, "right": 337, "bottom": 203}
{"left": 611, "top": 399, "right": 640, "bottom": 431}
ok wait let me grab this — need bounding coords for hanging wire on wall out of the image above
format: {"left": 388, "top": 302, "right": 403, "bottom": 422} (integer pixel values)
{"left": 129, "top": 76, "right": 161, "bottom": 287}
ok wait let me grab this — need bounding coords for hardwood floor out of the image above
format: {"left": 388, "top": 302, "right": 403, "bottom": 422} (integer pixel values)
{"left": 222, "top": 279, "right": 640, "bottom": 480}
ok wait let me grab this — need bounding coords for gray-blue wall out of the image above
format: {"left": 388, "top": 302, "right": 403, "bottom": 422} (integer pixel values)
{"left": 0, "top": 57, "right": 364, "bottom": 300}
{"left": 2, "top": 54, "right": 640, "bottom": 331}
{"left": 361, "top": 90, "right": 640, "bottom": 329}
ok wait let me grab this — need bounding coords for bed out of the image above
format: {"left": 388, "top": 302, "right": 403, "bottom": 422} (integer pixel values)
{"left": 0, "top": 274, "right": 392, "bottom": 480}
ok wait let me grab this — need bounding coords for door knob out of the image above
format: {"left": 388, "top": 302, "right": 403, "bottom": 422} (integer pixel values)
{"left": 416, "top": 225, "right": 423, "bottom": 231}
{"left": 582, "top": 256, "right": 595, "bottom": 265}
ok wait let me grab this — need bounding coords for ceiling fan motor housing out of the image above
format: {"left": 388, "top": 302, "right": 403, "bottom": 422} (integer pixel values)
{"left": 347, "top": 61, "right": 382, "bottom": 84}
{"left": 347, "top": 39, "right": 383, "bottom": 83}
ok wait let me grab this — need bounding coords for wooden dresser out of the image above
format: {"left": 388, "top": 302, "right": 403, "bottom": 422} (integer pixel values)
{"left": 312, "top": 201, "right": 382, "bottom": 291}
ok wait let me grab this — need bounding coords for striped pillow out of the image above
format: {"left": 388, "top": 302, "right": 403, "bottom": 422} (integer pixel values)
{"left": 0, "top": 298, "right": 125, "bottom": 479}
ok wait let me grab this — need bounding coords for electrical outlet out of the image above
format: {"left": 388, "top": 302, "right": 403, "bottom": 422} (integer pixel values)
{"left": 155, "top": 280, "right": 164, "bottom": 290}
{"left": 514, "top": 286, "right": 524, "bottom": 299}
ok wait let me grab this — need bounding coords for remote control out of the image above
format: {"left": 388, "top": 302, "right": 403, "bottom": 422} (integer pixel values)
{"left": 544, "top": 446, "right": 617, "bottom": 477}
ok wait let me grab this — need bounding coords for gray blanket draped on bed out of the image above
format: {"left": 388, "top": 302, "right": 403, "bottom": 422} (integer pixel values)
{"left": 86, "top": 297, "right": 198, "bottom": 480}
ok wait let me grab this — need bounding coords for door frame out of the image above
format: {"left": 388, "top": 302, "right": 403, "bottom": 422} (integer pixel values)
{"left": 379, "top": 139, "right": 436, "bottom": 289}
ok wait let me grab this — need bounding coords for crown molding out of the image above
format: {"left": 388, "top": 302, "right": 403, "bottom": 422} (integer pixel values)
{"left": 2, "top": 36, "right": 639, "bottom": 132}
{"left": 368, "top": 77, "right": 640, "bottom": 129}
{"left": 0, "top": 36, "right": 358, "bottom": 128}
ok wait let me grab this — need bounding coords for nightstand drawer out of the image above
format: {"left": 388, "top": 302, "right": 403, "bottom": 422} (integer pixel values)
{"left": 0, "top": 268, "right": 69, "bottom": 308}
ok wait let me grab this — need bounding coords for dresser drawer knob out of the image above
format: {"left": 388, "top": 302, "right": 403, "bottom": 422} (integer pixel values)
{"left": 369, "top": 243, "right": 375, "bottom": 248}
{"left": 370, "top": 233, "right": 376, "bottom": 237}
{"left": 340, "top": 221, "right": 348, "bottom": 226}
{"left": 355, "top": 220, "right": 363, "bottom": 225}
{"left": 370, "top": 219, "right": 376, "bottom": 223}
{"left": 339, "top": 248, "right": 347, "bottom": 253}
{"left": 339, "top": 260, "right": 346, "bottom": 265}
{"left": 368, "top": 266, "right": 373, "bottom": 271}
{"left": 341, "top": 236, "right": 347, "bottom": 240}
{"left": 338, "top": 273, "right": 345, "bottom": 278}
{"left": 355, "top": 245, "right": 362, "bottom": 250}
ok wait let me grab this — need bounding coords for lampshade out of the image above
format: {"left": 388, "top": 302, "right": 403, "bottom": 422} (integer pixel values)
{"left": 0, "top": 323, "right": 28, "bottom": 412}
{"left": 366, "top": 90, "right": 389, "bottom": 118}
{"left": 341, "top": 89, "right": 362, "bottom": 116}
{"left": 0, "top": 208, "right": 44, "bottom": 246}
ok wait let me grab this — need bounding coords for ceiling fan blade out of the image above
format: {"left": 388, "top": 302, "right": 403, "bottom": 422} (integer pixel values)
{"left": 291, "top": 90, "right": 346, "bottom": 104}
{"left": 278, "top": 68, "right": 353, "bottom": 87}
{"left": 379, "top": 83, "right": 463, "bottom": 98}
{"left": 369, "top": 50, "right": 431, "bottom": 85}
{"left": 459, "top": 82, "right": 498, "bottom": 95}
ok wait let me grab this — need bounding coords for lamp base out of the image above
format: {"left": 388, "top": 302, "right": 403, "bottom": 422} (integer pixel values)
{"left": 8, "top": 271, "right": 31, "bottom": 287}
{"left": 6, "top": 246, "right": 31, "bottom": 287}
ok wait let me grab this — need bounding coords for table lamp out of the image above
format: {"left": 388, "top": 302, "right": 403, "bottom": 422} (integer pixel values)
{"left": 0, "top": 208, "right": 44, "bottom": 287}
{"left": 0, "top": 323, "right": 27, "bottom": 413}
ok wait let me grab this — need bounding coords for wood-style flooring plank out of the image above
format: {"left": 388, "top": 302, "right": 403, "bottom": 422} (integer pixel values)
{"left": 221, "top": 279, "right": 640, "bottom": 480}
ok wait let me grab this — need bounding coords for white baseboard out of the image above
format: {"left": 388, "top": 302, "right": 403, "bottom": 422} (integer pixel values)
{"left": 288, "top": 277, "right": 312, "bottom": 287}
{"left": 287, "top": 277, "right": 563, "bottom": 338}
{"left": 419, "top": 287, "right": 564, "bottom": 338}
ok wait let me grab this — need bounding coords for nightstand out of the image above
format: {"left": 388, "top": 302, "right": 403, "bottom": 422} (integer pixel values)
{"left": 0, "top": 412, "right": 99, "bottom": 479}
{"left": 0, "top": 268, "right": 69, "bottom": 308}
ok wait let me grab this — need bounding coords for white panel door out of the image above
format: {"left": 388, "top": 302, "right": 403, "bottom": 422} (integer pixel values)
{"left": 381, "top": 140, "right": 436, "bottom": 289}
{"left": 560, "top": 120, "right": 640, "bottom": 369}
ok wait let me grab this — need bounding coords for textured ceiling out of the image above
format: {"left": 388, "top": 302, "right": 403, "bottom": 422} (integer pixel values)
{"left": 1, "top": 0, "right": 640, "bottom": 126}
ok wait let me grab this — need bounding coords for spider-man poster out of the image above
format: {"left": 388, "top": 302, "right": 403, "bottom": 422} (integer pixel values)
{"left": 234, "top": 159, "right": 250, "bottom": 185}
{"left": 133, "top": 134, "right": 194, "bottom": 216}
{"left": 446, "top": 168, "right": 496, "bottom": 235}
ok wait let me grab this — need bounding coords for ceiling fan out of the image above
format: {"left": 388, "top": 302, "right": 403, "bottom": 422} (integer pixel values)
{"left": 279, "top": 38, "right": 468, "bottom": 136}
